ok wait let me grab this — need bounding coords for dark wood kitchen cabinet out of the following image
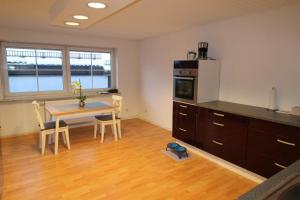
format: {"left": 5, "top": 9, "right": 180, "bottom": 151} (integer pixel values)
{"left": 173, "top": 102, "right": 208, "bottom": 148}
{"left": 246, "top": 119, "right": 300, "bottom": 178}
{"left": 172, "top": 101, "right": 198, "bottom": 145}
{"left": 172, "top": 101, "right": 300, "bottom": 178}
{"left": 194, "top": 107, "right": 208, "bottom": 149}
{"left": 203, "top": 109, "right": 248, "bottom": 167}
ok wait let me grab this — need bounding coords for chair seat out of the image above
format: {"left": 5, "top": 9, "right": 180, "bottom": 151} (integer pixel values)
{"left": 41, "top": 120, "right": 67, "bottom": 131}
{"left": 95, "top": 115, "right": 120, "bottom": 121}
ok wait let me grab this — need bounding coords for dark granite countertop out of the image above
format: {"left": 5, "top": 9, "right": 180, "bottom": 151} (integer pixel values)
{"left": 238, "top": 159, "right": 300, "bottom": 200}
{"left": 197, "top": 101, "right": 300, "bottom": 128}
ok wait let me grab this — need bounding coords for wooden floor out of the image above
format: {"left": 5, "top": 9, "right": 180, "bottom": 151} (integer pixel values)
{"left": 0, "top": 119, "right": 256, "bottom": 200}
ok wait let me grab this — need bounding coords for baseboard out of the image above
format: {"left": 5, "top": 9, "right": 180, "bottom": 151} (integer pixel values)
{"left": 176, "top": 140, "right": 266, "bottom": 184}
{"left": 138, "top": 116, "right": 171, "bottom": 132}
{"left": 0, "top": 116, "right": 138, "bottom": 138}
{"left": 0, "top": 131, "right": 37, "bottom": 139}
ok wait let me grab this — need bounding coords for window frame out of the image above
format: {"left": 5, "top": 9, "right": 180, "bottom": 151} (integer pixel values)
{"left": 66, "top": 46, "right": 116, "bottom": 92}
{"left": 0, "top": 42, "right": 116, "bottom": 100}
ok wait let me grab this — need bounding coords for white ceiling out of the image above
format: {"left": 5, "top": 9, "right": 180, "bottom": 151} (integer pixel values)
{"left": 0, "top": 0, "right": 298, "bottom": 40}
{"left": 50, "top": 0, "right": 139, "bottom": 29}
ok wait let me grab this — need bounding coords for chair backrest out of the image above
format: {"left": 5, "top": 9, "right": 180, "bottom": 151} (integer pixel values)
{"left": 32, "top": 101, "right": 45, "bottom": 130}
{"left": 112, "top": 95, "right": 123, "bottom": 117}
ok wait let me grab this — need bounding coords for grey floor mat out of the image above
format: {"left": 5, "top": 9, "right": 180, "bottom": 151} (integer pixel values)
{"left": 162, "top": 150, "right": 191, "bottom": 162}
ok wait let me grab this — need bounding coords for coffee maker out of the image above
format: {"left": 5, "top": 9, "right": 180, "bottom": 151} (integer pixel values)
{"left": 198, "top": 42, "right": 208, "bottom": 60}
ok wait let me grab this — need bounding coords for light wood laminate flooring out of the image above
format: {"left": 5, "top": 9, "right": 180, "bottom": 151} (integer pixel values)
{"left": 0, "top": 119, "right": 256, "bottom": 200}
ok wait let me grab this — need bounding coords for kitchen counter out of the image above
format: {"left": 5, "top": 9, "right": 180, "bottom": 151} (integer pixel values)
{"left": 197, "top": 101, "right": 300, "bottom": 128}
{"left": 238, "top": 159, "right": 300, "bottom": 200}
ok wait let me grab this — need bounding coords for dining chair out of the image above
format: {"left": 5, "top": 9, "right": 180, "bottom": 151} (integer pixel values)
{"left": 94, "top": 95, "right": 123, "bottom": 143}
{"left": 32, "top": 101, "right": 70, "bottom": 155}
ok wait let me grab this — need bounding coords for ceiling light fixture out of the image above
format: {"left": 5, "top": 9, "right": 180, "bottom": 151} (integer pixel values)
{"left": 65, "top": 21, "right": 80, "bottom": 26}
{"left": 87, "top": 2, "right": 106, "bottom": 9}
{"left": 73, "top": 15, "right": 89, "bottom": 20}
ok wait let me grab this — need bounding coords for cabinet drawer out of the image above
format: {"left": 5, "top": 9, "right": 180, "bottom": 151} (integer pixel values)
{"left": 273, "top": 133, "right": 300, "bottom": 164}
{"left": 174, "top": 101, "right": 198, "bottom": 113}
{"left": 208, "top": 110, "right": 248, "bottom": 130}
{"left": 175, "top": 113, "right": 196, "bottom": 134}
{"left": 206, "top": 109, "right": 248, "bottom": 142}
{"left": 173, "top": 127, "right": 195, "bottom": 143}
{"left": 205, "top": 136, "right": 225, "bottom": 159}
{"left": 247, "top": 119, "right": 300, "bottom": 177}
{"left": 204, "top": 110, "right": 248, "bottom": 166}
{"left": 249, "top": 119, "right": 277, "bottom": 132}
{"left": 248, "top": 119, "right": 300, "bottom": 165}
{"left": 205, "top": 132, "right": 247, "bottom": 166}
{"left": 173, "top": 102, "right": 197, "bottom": 144}
{"left": 246, "top": 151, "right": 285, "bottom": 178}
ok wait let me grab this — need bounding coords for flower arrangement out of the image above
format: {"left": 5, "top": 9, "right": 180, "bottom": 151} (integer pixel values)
{"left": 72, "top": 80, "right": 87, "bottom": 107}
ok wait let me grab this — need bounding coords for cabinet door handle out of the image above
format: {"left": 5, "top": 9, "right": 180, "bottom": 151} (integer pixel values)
{"left": 213, "top": 113, "right": 224, "bottom": 117}
{"left": 213, "top": 122, "right": 224, "bottom": 127}
{"left": 212, "top": 140, "right": 223, "bottom": 146}
{"left": 179, "top": 112, "right": 188, "bottom": 116}
{"left": 179, "top": 105, "right": 187, "bottom": 108}
{"left": 179, "top": 128, "right": 187, "bottom": 132}
{"left": 274, "top": 162, "right": 287, "bottom": 169}
{"left": 276, "top": 139, "right": 296, "bottom": 147}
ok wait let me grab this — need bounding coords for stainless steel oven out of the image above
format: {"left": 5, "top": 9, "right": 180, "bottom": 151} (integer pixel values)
{"left": 173, "top": 61, "right": 198, "bottom": 104}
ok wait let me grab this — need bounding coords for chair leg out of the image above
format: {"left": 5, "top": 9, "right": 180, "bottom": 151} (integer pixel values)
{"left": 41, "top": 133, "right": 46, "bottom": 155}
{"left": 39, "top": 133, "right": 42, "bottom": 149}
{"left": 100, "top": 123, "right": 105, "bottom": 143}
{"left": 64, "top": 128, "right": 71, "bottom": 150}
{"left": 62, "top": 132, "right": 67, "bottom": 145}
{"left": 112, "top": 123, "right": 118, "bottom": 141}
{"left": 94, "top": 121, "right": 98, "bottom": 139}
{"left": 54, "top": 130, "right": 59, "bottom": 155}
{"left": 117, "top": 120, "right": 122, "bottom": 139}
{"left": 48, "top": 134, "right": 52, "bottom": 144}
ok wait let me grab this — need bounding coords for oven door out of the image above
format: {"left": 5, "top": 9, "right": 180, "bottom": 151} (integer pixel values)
{"left": 173, "top": 76, "right": 197, "bottom": 104}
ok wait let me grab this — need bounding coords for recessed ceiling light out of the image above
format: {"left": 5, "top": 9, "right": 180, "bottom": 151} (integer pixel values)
{"left": 73, "top": 15, "right": 89, "bottom": 20}
{"left": 87, "top": 2, "right": 106, "bottom": 9}
{"left": 65, "top": 21, "right": 79, "bottom": 26}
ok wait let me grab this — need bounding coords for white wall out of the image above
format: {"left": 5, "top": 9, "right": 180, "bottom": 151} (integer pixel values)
{"left": 138, "top": 3, "right": 300, "bottom": 130}
{"left": 0, "top": 27, "right": 140, "bottom": 137}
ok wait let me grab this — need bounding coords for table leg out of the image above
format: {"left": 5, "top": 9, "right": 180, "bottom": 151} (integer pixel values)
{"left": 65, "top": 128, "right": 70, "bottom": 150}
{"left": 54, "top": 117, "right": 60, "bottom": 155}
{"left": 112, "top": 110, "right": 118, "bottom": 141}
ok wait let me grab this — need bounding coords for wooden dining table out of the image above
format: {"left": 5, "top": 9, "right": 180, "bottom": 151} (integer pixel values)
{"left": 45, "top": 101, "right": 117, "bottom": 155}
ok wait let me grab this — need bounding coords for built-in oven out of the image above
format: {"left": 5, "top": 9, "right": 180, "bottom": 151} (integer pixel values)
{"left": 173, "top": 61, "right": 198, "bottom": 104}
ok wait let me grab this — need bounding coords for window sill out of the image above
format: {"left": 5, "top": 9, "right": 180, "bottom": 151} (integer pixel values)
{"left": 0, "top": 91, "right": 120, "bottom": 103}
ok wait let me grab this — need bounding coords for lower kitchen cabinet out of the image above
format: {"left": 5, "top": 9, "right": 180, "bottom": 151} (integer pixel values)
{"left": 172, "top": 101, "right": 198, "bottom": 145}
{"left": 172, "top": 101, "right": 300, "bottom": 178}
{"left": 246, "top": 119, "right": 300, "bottom": 178}
{"left": 203, "top": 110, "right": 248, "bottom": 167}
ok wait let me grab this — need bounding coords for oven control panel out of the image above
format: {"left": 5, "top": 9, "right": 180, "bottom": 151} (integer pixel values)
{"left": 174, "top": 68, "right": 198, "bottom": 77}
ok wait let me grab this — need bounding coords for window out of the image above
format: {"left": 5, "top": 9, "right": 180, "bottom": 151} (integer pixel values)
{"left": 6, "top": 48, "right": 64, "bottom": 93}
{"left": 0, "top": 42, "right": 115, "bottom": 99}
{"left": 69, "top": 50, "right": 112, "bottom": 89}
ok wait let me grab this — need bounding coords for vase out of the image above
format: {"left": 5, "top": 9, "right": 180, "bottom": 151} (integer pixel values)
{"left": 79, "top": 101, "right": 85, "bottom": 107}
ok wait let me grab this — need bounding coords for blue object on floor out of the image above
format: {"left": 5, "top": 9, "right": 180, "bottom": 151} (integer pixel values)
{"left": 167, "top": 142, "right": 179, "bottom": 149}
{"left": 166, "top": 142, "right": 188, "bottom": 159}
{"left": 175, "top": 146, "right": 186, "bottom": 152}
